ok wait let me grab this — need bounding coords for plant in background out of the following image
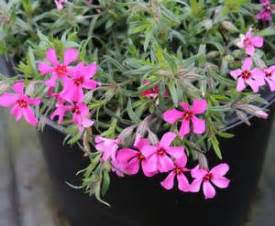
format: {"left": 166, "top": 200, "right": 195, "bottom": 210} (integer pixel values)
{"left": 0, "top": 0, "right": 275, "bottom": 205}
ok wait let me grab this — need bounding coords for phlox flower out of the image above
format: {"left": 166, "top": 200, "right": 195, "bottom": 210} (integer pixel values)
{"left": 256, "top": 0, "right": 272, "bottom": 22}
{"left": 54, "top": 0, "right": 67, "bottom": 10}
{"left": 60, "top": 63, "right": 98, "bottom": 102}
{"left": 163, "top": 99, "right": 207, "bottom": 138}
{"left": 95, "top": 136, "right": 120, "bottom": 162}
{"left": 0, "top": 82, "right": 40, "bottom": 126}
{"left": 38, "top": 48, "right": 78, "bottom": 88}
{"left": 69, "top": 102, "right": 94, "bottom": 132}
{"left": 263, "top": 65, "right": 275, "bottom": 91}
{"left": 50, "top": 99, "right": 70, "bottom": 125}
{"left": 230, "top": 57, "right": 265, "bottom": 93}
{"left": 237, "top": 29, "right": 264, "bottom": 56}
{"left": 140, "top": 132, "right": 185, "bottom": 176}
{"left": 141, "top": 81, "right": 168, "bottom": 99}
{"left": 161, "top": 156, "right": 189, "bottom": 192}
{"left": 189, "top": 163, "right": 230, "bottom": 199}
{"left": 116, "top": 135, "right": 155, "bottom": 177}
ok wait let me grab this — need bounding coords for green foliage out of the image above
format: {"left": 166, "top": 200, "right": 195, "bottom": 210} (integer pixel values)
{"left": 0, "top": 0, "right": 274, "bottom": 201}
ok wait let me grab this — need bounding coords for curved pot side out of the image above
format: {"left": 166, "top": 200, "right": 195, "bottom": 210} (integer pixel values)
{"left": 39, "top": 105, "right": 275, "bottom": 226}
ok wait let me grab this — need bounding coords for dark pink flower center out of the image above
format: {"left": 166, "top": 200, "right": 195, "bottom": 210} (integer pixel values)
{"left": 265, "top": 71, "right": 272, "bottom": 77}
{"left": 157, "top": 148, "right": 166, "bottom": 156}
{"left": 174, "top": 166, "right": 183, "bottom": 175}
{"left": 183, "top": 111, "right": 193, "bottom": 120}
{"left": 241, "top": 70, "right": 252, "bottom": 80}
{"left": 136, "top": 152, "right": 145, "bottom": 161}
{"left": 54, "top": 64, "right": 68, "bottom": 77}
{"left": 203, "top": 173, "right": 213, "bottom": 181}
{"left": 17, "top": 99, "right": 28, "bottom": 108}
{"left": 72, "top": 105, "right": 80, "bottom": 114}
{"left": 74, "top": 76, "right": 84, "bottom": 86}
{"left": 244, "top": 38, "right": 252, "bottom": 47}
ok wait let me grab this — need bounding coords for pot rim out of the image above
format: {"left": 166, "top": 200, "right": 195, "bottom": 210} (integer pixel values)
{"left": 1, "top": 57, "right": 275, "bottom": 135}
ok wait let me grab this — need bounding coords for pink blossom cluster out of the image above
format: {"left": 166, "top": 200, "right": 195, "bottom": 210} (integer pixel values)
{"left": 95, "top": 131, "right": 230, "bottom": 199}
{"left": 39, "top": 48, "right": 99, "bottom": 132}
{"left": 0, "top": 82, "right": 41, "bottom": 126}
{"left": 95, "top": 99, "right": 230, "bottom": 199}
{"left": 231, "top": 29, "right": 275, "bottom": 93}
{"left": 256, "top": 0, "right": 273, "bottom": 22}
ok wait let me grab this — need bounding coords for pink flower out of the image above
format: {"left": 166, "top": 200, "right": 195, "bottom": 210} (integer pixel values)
{"left": 189, "top": 163, "right": 230, "bottom": 199}
{"left": 237, "top": 29, "right": 264, "bottom": 56}
{"left": 95, "top": 136, "right": 120, "bottom": 161}
{"left": 69, "top": 102, "right": 94, "bottom": 132}
{"left": 141, "top": 81, "right": 168, "bottom": 99}
{"left": 256, "top": 0, "right": 272, "bottom": 21}
{"left": 140, "top": 132, "right": 185, "bottom": 175}
{"left": 38, "top": 48, "right": 78, "bottom": 88}
{"left": 160, "top": 156, "right": 189, "bottom": 192}
{"left": 50, "top": 100, "right": 70, "bottom": 125}
{"left": 0, "top": 82, "right": 40, "bottom": 126}
{"left": 60, "top": 63, "right": 98, "bottom": 102}
{"left": 230, "top": 58, "right": 265, "bottom": 93}
{"left": 263, "top": 65, "right": 275, "bottom": 91}
{"left": 54, "top": 0, "right": 67, "bottom": 10}
{"left": 116, "top": 135, "right": 155, "bottom": 176}
{"left": 163, "top": 99, "right": 207, "bottom": 138}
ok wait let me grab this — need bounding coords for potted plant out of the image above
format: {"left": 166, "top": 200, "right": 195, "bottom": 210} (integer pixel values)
{"left": 0, "top": 0, "right": 275, "bottom": 226}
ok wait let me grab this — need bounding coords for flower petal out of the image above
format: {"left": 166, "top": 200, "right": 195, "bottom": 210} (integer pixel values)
{"left": 242, "top": 58, "right": 253, "bottom": 71}
{"left": 252, "top": 36, "right": 264, "bottom": 48}
{"left": 63, "top": 48, "right": 78, "bottom": 65}
{"left": 203, "top": 181, "right": 216, "bottom": 199}
{"left": 191, "top": 99, "right": 207, "bottom": 114}
{"left": 22, "top": 107, "right": 38, "bottom": 126}
{"left": 230, "top": 69, "right": 242, "bottom": 79}
{"left": 189, "top": 178, "right": 202, "bottom": 192}
{"left": 159, "top": 132, "right": 176, "bottom": 147}
{"left": 179, "top": 119, "right": 190, "bottom": 137}
{"left": 166, "top": 147, "right": 185, "bottom": 162}
{"left": 124, "top": 158, "right": 140, "bottom": 175}
{"left": 163, "top": 109, "right": 183, "bottom": 124}
{"left": 191, "top": 165, "right": 207, "bottom": 179}
{"left": 0, "top": 93, "right": 18, "bottom": 107}
{"left": 12, "top": 82, "right": 24, "bottom": 95}
{"left": 116, "top": 148, "right": 137, "bottom": 163}
{"left": 142, "top": 155, "right": 158, "bottom": 176}
{"left": 46, "top": 48, "right": 59, "bottom": 65}
{"left": 211, "top": 176, "right": 230, "bottom": 189}
{"left": 158, "top": 155, "right": 174, "bottom": 172}
{"left": 161, "top": 172, "right": 175, "bottom": 190}
{"left": 210, "top": 163, "right": 230, "bottom": 176}
{"left": 177, "top": 174, "right": 190, "bottom": 192}
{"left": 191, "top": 116, "right": 205, "bottom": 134}
{"left": 38, "top": 62, "right": 52, "bottom": 75}
{"left": 236, "top": 78, "right": 246, "bottom": 92}
{"left": 10, "top": 105, "right": 22, "bottom": 121}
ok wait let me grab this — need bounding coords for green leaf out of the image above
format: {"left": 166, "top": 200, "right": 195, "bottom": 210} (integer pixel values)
{"left": 168, "top": 81, "right": 178, "bottom": 106}
{"left": 209, "top": 136, "right": 222, "bottom": 159}
{"left": 257, "top": 27, "right": 275, "bottom": 37}
{"left": 101, "top": 169, "right": 110, "bottom": 196}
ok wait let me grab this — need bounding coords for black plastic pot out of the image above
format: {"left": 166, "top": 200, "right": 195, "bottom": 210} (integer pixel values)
{"left": 38, "top": 104, "right": 275, "bottom": 226}
{"left": 1, "top": 57, "right": 275, "bottom": 226}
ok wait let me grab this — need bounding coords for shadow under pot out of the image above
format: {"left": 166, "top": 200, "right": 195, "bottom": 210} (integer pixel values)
{"left": 38, "top": 100, "right": 275, "bottom": 226}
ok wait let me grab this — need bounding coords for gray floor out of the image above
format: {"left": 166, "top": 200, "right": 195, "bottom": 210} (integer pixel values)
{"left": 0, "top": 110, "right": 68, "bottom": 226}
{"left": 0, "top": 109, "right": 275, "bottom": 226}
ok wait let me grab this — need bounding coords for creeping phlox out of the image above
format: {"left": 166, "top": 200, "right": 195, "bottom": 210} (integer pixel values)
{"left": 232, "top": 29, "right": 275, "bottom": 93}
{"left": 256, "top": 0, "right": 273, "bottom": 22}
{"left": 96, "top": 131, "right": 230, "bottom": 199}
{"left": 0, "top": 48, "right": 98, "bottom": 132}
